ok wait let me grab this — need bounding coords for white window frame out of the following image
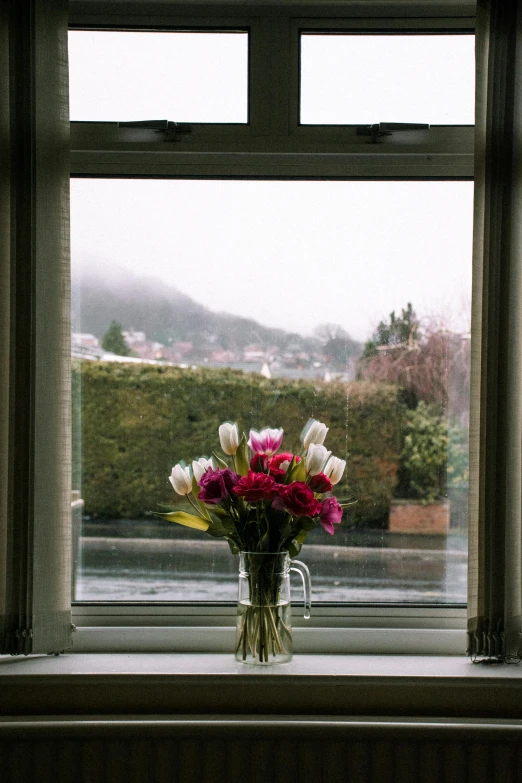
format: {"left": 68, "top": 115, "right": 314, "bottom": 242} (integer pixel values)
{"left": 69, "top": 0, "right": 474, "bottom": 655}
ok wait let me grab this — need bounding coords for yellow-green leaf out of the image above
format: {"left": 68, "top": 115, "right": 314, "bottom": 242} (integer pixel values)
{"left": 154, "top": 511, "right": 210, "bottom": 532}
{"left": 235, "top": 432, "right": 250, "bottom": 476}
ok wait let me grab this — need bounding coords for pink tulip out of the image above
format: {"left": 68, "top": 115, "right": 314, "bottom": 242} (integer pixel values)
{"left": 248, "top": 427, "right": 284, "bottom": 456}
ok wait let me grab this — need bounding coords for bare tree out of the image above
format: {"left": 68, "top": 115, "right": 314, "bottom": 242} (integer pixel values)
{"left": 359, "top": 327, "right": 470, "bottom": 423}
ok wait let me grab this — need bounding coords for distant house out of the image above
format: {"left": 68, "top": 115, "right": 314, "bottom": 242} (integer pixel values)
{"left": 72, "top": 332, "right": 99, "bottom": 348}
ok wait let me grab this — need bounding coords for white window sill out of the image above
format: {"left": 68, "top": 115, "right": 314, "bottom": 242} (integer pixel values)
{"left": 2, "top": 654, "right": 522, "bottom": 720}
{"left": 71, "top": 605, "right": 468, "bottom": 655}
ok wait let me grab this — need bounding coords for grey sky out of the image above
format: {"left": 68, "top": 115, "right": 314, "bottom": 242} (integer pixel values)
{"left": 71, "top": 179, "right": 473, "bottom": 342}
{"left": 69, "top": 31, "right": 474, "bottom": 343}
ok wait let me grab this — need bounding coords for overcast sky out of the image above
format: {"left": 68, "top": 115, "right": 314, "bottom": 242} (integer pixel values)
{"left": 69, "top": 31, "right": 474, "bottom": 342}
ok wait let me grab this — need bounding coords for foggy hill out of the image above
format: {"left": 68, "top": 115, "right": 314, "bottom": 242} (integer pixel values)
{"left": 72, "top": 265, "right": 317, "bottom": 353}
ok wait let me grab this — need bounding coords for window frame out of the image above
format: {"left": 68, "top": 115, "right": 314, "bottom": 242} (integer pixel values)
{"left": 69, "top": 0, "right": 475, "bottom": 655}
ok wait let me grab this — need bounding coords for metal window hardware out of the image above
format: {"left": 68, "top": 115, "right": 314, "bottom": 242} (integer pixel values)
{"left": 118, "top": 120, "right": 192, "bottom": 142}
{"left": 356, "top": 122, "right": 430, "bottom": 143}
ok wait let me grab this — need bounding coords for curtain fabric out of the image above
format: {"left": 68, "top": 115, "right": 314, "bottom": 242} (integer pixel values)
{"left": 468, "top": 0, "right": 522, "bottom": 659}
{"left": 0, "top": 0, "right": 72, "bottom": 655}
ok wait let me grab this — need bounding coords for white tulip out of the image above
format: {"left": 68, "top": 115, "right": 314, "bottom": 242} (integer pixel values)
{"left": 219, "top": 422, "right": 239, "bottom": 455}
{"left": 169, "top": 464, "right": 192, "bottom": 495}
{"left": 305, "top": 443, "right": 331, "bottom": 476}
{"left": 192, "top": 457, "right": 214, "bottom": 483}
{"left": 302, "top": 419, "right": 329, "bottom": 450}
{"left": 324, "top": 455, "right": 346, "bottom": 485}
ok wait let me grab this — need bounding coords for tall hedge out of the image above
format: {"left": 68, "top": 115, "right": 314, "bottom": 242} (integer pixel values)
{"left": 74, "top": 361, "right": 404, "bottom": 527}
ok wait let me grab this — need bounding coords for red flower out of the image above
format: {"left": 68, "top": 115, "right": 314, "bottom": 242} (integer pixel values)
{"left": 268, "top": 453, "right": 301, "bottom": 481}
{"left": 269, "top": 452, "right": 299, "bottom": 471}
{"left": 309, "top": 472, "right": 333, "bottom": 493}
{"left": 250, "top": 454, "right": 269, "bottom": 473}
{"left": 275, "top": 481, "right": 321, "bottom": 517}
{"left": 233, "top": 470, "right": 277, "bottom": 502}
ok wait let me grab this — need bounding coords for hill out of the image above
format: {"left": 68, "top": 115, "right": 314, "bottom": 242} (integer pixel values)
{"left": 73, "top": 266, "right": 316, "bottom": 353}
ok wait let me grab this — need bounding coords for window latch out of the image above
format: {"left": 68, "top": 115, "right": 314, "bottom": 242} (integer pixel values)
{"left": 118, "top": 120, "right": 192, "bottom": 142}
{"left": 356, "top": 122, "right": 430, "bottom": 143}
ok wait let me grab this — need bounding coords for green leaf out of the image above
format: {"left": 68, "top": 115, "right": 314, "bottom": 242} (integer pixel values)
{"left": 206, "top": 504, "right": 229, "bottom": 518}
{"left": 153, "top": 511, "right": 210, "bottom": 532}
{"left": 227, "top": 538, "right": 240, "bottom": 556}
{"left": 206, "top": 519, "right": 228, "bottom": 538}
{"left": 287, "top": 542, "right": 299, "bottom": 558}
{"left": 287, "top": 457, "right": 306, "bottom": 483}
{"left": 235, "top": 432, "right": 250, "bottom": 476}
{"left": 281, "top": 455, "right": 297, "bottom": 484}
{"left": 212, "top": 451, "right": 229, "bottom": 470}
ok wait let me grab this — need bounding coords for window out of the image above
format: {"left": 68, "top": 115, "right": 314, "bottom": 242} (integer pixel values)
{"left": 68, "top": 30, "right": 249, "bottom": 123}
{"left": 69, "top": 1, "right": 474, "bottom": 653}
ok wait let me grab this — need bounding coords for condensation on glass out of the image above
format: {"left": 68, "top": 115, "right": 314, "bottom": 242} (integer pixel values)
{"left": 68, "top": 30, "right": 248, "bottom": 123}
{"left": 70, "top": 179, "right": 472, "bottom": 604}
{"left": 300, "top": 34, "right": 475, "bottom": 125}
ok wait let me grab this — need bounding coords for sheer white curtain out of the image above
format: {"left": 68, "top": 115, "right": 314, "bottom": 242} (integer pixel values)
{"left": 0, "top": 0, "right": 72, "bottom": 655}
{"left": 468, "top": 0, "right": 522, "bottom": 660}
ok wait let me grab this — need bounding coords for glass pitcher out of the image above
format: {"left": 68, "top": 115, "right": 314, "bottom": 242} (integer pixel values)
{"left": 235, "top": 551, "right": 311, "bottom": 665}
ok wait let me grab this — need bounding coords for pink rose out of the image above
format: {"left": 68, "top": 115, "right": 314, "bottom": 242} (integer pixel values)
{"left": 319, "top": 497, "right": 343, "bottom": 535}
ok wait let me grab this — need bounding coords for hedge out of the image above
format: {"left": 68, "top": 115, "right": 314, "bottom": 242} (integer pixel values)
{"left": 74, "top": 361, "right": 405, "bottom": 527}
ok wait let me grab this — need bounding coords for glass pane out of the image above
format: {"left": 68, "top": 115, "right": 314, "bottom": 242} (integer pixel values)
{"left": 68, "top": 30, "right": 248, "bottom": 123}
{"left": 300, "top": 34, "right": 475, "bottom": 125}
{"left": 71, "top": 179, "right": 472, "bottom": 603}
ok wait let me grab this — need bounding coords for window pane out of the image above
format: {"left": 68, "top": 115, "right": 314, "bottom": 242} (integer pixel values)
{"left": 68, "top": 30, "right": 248, "bottom": 123}
{"left": 300, "top": 34, "right": 475, "bottom": 125}
{"left": 71, "top": 179, "right": 472, "bottom": 603}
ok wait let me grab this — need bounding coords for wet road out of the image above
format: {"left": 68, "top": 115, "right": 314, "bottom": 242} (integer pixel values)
{"left": 75, "top": 533, "right": 467, "bottom": 603}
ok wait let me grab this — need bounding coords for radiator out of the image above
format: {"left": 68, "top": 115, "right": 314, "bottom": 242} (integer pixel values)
{"left": 1, "top": 717, "right": 522, "bottom": 783}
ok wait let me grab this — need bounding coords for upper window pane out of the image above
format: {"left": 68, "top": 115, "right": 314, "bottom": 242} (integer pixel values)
{"left": 300, "top": 34, "right": 475, "bottom": 125}
{"left": 68, "top": 30, "right": 248, "bottom": 123}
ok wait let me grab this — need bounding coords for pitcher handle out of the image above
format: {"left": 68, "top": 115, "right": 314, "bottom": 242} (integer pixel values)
{"left": 290, "top": 559, "right": 311, "bottom": 619}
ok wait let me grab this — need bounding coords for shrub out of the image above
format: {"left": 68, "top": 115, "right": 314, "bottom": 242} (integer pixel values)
{"left": 397, "top": 401, "right": 448, "bottom": 503}
{"left": 74, "top": 361, "right": 405, "bottom": 527}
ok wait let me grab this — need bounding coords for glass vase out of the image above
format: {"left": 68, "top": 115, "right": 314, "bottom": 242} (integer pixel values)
{"left": 235, "top": 551, "right": 311, "bottom": 665}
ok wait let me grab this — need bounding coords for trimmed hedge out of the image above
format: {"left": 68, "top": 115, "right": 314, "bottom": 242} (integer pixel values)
{"left": 74, "top": 361, "right": 404, "bottom": 527}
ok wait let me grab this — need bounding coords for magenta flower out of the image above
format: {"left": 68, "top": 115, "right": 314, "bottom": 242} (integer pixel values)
{"left": 248, "top": 427, "right": 284, "bottom": 456}
{"left": 198, "top": 467, "right": 239, "bottom": 505}
{"left": 319, "top": 497, "right": 343, "bottom": 535}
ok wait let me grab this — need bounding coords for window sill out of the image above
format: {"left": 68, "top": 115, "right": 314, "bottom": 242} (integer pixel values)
{"left": 1, "top": 654, "right": 522, "bottom": 720}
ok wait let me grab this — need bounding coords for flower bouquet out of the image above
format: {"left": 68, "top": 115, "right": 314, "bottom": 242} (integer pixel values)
{"left": 158, "top": 419, "right": 348, "bottom": 663}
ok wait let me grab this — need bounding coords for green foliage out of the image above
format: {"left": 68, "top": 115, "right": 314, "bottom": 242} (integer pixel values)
{"left": 101, "top": 321, "right": 132, "bottom": 356}
{"left": 398, "top": 401, "right": 448, "bottom": 502}
{"left": 447, "top": 421, "right": 469, "bottom": 487}
{"left": 74, "top": 361, "right": 405, "bottom": 527}
{"left": 362, "top": 303, "right": 419, "bottom": 359}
